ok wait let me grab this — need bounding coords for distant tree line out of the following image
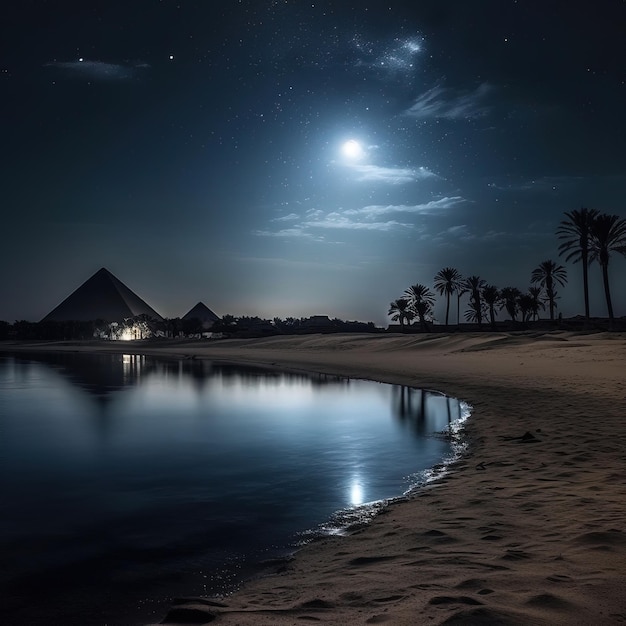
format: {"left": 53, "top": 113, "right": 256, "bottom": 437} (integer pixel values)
{"left": 1, "top": 315, "right": 194, "bottom": 341}
{"left": 0, "top": 314, "right": 380, "bottom": 341}
{"left": 389, "top": 208, "right": 626, "bottom": 331}
{"left": 211, "top": 315, "right": 379, "bottom": 337}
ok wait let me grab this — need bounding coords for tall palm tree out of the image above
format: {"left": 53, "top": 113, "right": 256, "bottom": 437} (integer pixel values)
{"left": 499, "top": 286, "right": 522, "bottom": 322}
{"left": 404, "top": 283, "right": 436, "bottom": 331}
{"left": 433, "top": 267, "right": 464, "bottom": 326}
{"left": 531, "top": 260, "right": 567, "bottom": 321}
{"left": 588, "top": 213, "right": 626, "bottom": 325}
{"left": 527, "top": 286, "right": 545, "bottom": 321}
{"left": 481, "top": 285, "right": 500, "bottom": 330}
{"left": 388, "top": 298, "right": 414, "bottom": 329}
{"left": 557, "top": 208, "right": 599, "bottom": 322}
{"left": 464, "top": 275, "right": 486, "bottom": 326}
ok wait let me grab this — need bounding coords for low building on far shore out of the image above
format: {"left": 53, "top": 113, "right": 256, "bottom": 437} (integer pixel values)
{"left": 300, "top": 315, "right": 335, "bottom": 333}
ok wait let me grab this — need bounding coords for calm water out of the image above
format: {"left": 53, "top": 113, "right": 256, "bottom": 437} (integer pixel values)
{"left": 0, "top": 352, "right": 468, "bottom": 625}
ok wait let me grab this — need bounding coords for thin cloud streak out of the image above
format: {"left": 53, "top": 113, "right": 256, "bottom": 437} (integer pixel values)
{"left": 344, "top": 196, "right": 466, "bottom": 217}
{"left": 254, "top": 227, "right": 324, "bottom": 240}
{"left": 271, "top": 213, "right": 300, "bottom": 222}
{"left": 43, "top": 60, "right": 150, "bottom": 80}
{"left": 405, "top": 82, "right": 493, "bottom": 120}
{"left": 303, "top": 213, "right": 412, "bottom": 231}
{"left": 345, "top": 163, "right": 437, "bottom": 184}
{"left": 440, "top": 224, "right": 555, "bottom": 243}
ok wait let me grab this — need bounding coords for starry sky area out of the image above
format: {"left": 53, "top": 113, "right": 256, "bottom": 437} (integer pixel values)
{"left": 2, "top": 0, "right": 625, "bottom": 325}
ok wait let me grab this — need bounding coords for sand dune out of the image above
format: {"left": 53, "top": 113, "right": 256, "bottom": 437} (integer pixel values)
{"left": 4, "top": 331, "right": 626, "bottom": 624}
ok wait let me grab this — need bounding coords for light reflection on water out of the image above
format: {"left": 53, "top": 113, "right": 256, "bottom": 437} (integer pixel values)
{"left": 0, "top": 352, "right": 469, "bottom": 625}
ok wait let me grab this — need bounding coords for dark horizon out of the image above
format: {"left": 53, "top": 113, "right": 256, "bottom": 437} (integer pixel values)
{"left": 2, "top": 1, "right": 625, "bottom": 326}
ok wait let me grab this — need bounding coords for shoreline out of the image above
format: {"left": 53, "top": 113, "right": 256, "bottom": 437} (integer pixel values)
{"left": 3, "top": 331, "right": 626, "bottom": 625}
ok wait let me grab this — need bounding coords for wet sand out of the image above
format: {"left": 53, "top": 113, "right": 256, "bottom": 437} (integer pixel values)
{"left": 4, "top": 331, "right": 626, "bottom": 624}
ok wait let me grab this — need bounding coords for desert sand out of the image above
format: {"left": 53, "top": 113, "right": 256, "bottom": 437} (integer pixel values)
{"left": 5, "top": 331, "right": 626, "bottom": 624}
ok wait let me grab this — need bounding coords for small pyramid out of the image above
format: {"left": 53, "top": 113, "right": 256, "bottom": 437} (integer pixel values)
{"left": 42, "top": 268, "right": 163, "bottom": 322}
{"left": 182, "top": 302, "right": 220, "bottom": 328}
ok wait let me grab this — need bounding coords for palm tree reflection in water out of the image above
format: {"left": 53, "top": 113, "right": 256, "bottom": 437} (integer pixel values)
{"left": 392, "top": 386, "right": 461, "bottom": 437}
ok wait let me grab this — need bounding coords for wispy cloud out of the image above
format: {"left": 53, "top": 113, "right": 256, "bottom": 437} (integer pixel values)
{"left": 44, "top": 59, "right": 150, "bottom": 81}
{"left": 271, "top": 213, "right": 300, "bottom": 222}
{"left": 441, "top": 224, "right": 554, "bottom": 244}
{"left": 303, "top": 212, "right": 412, "bottom": 231}
{"left": 344, "top": 163, "right": 437, "bottom": 184}
{"left": 256, "top": 195, "right": 468, "bottom": 239}
{"left": 344, "top": 196, "right": 466, "bottom": 218}
{"left": 405, "top": 83, "right": 493, "bottom": 120}
{"left": 254, "top": 227, "right": 325, "bottom": 240}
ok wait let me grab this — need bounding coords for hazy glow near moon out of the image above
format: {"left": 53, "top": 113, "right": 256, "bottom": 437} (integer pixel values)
{"left": 342, "top": 139, "right": 364, "bottom": 159}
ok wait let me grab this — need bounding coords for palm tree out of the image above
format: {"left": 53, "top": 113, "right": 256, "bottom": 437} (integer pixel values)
{"left": 588, "top": 213, "right": 626, "bottom": 325}
{"left": 433, "top": 267, "right": 464, "bottom": 326}
{"left": 481, "top": 285, "right": 500, "bottom": 330}
{"left": 518, "top": 294, "right": 535, "bottom": 323}
{"left": 464, "top": 304, "right": 482, "bottom": 324}
{"left": 388, "top": 298, "right": 414, "bottom": 329}
{"left": 527, "top": 286, "right": 545, "bottom": 321}
{"left": 557, "top": 208, "right": 599, "bottom": 322}
{"left": 464, "top": 275, "right": 486, "bottom": 326}
{"left": 531, "top": 260, "right": 567, "bottom": 321}
{"left": 499, "top": 286, "right": 522, "bottom": 322}
{"left": 404, "top": 283, "right": 436, "bottom": 331}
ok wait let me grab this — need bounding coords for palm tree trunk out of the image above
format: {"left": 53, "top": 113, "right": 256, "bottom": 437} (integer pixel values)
{"left": 601, "top": 262, "right": 614, "bottom": 326}
{"left": 445, "top": 294, "right": 450, "bottom": 326}
{"left": 549, "top": 291, "right": 555, "bottom": 320}
{"left": 457, "top": 293, "right": 461, "bottom": 326}
{"left": 582, "top": 250, "right": 590, "bottom": 323}
{"left": 547, "top": 277, "right": 555, "bottom": 320}
{"left": 474, "top": 291, "right": 482, "bottom": 325}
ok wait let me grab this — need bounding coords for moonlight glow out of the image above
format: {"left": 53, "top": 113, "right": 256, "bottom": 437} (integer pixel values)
{"left": 350, "top": 482, "right": 364, "bottom": 505}
{"left": 341, "top": 139, "right": 364, "bottom": 159}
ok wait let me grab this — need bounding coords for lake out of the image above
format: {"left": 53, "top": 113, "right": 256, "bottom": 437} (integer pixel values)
{"left": 0, "top": 351, "right": 469, "bottom": 625}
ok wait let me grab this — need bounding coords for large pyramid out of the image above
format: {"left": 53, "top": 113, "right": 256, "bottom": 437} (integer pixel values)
{"left": 42, "top": 268, "right": 163, "bottom": 322}
{"left": 182, "top": 302, "right": 220, "bottom": 328}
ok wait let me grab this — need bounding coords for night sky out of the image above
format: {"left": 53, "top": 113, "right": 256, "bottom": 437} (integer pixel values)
{"left": 2, "top": 1, "right": 625, "bottom": 325}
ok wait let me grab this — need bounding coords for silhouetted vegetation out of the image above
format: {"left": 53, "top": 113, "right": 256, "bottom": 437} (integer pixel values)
{"left": 0, "top": 320, "right": 11, "bottom": 340}
{"left": 212, "top": 315, "right": 380, "bottom": 337}
{"left": 531, "top": 260, "right": 567, "bottom": 321}
{"left": 388, "top": 299, "right": 414, "bottom": 329}
{"left": 387, "top": 209, "right": 626, "bottom": 332}
{"left": 557, "top": 209, "right": 626, "bottom": 327}
{"left": 403, "top": 284, "right": 436, "bottom": 331}
{"left": 557, "top": 208, "right": 599, "bottom": 323}
{"left": 433, "top": 267, "right": 463, "bottom": 326}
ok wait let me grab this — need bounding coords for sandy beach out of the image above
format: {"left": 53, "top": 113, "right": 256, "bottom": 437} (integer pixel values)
{"left": 5, "top": 331, "right": 626, "bottom": 625}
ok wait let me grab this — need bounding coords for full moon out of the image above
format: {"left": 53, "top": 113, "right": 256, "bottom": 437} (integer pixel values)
{"left": 342, "top": 139, "right": 364, "bottom": 159}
